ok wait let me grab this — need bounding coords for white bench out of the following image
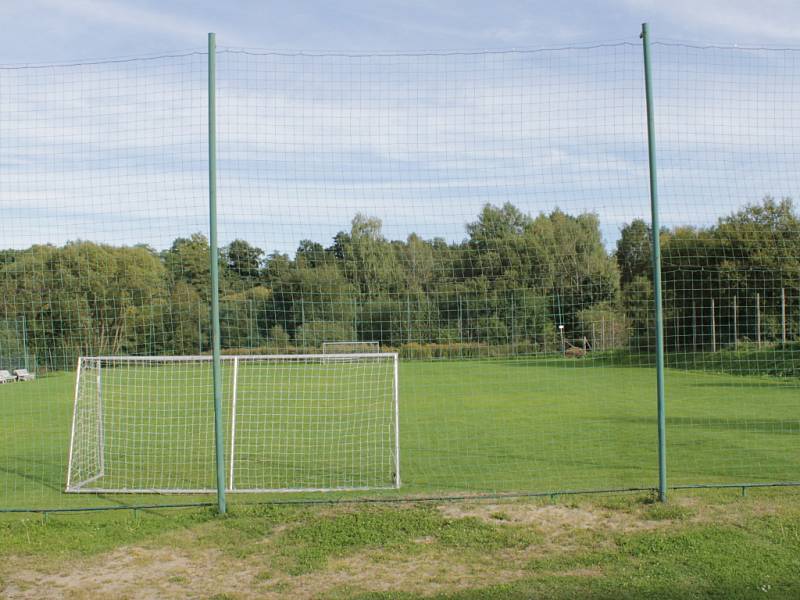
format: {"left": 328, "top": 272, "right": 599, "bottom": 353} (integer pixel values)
{"left": 13, "top": 368, "right": 35, "bottom": 381}
{"left": 0, "top": 370, "right": 15, "bottom": 384}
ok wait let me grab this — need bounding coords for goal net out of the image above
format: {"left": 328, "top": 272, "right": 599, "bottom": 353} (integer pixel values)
{"left": 322, "top": 341, "right": 380, "bottom": 354}
{"left": 66, "top": 354, "right": 400, "bottom": 494}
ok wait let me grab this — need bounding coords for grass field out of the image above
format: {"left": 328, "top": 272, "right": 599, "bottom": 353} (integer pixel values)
{"left": 1, "top": 490, "right": 799, "bottom": 598}
{"left": 1, "top": 355, "right": 798, "bottom": 512}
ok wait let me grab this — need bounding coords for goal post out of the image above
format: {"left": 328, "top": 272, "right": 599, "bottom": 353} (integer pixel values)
{"left": 65, "top": 358, "right": 105, "bottom": 492}
{"left": 322, "top": 341, "right": 380, "bottom": 354}
{"left": 65, "top": 353, "right": 400, "bottom": 494}
{"left": 66, "top": 356, "right": 219, "bottom": 493}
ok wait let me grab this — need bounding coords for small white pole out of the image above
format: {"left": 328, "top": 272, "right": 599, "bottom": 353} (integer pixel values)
{"left": 393, "top": 353, "right": 401, "bottom": 489}
{"left": 228, "top": 356, "right": 239, "bottom": 491}
{"left": 97, "top": 359, "right": 105, "bottom": 476}
{"left": 65, "top": 357, "right": 84, "bottom": 491}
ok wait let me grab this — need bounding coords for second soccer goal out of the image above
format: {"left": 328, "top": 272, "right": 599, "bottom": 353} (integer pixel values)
{"left": 66, "top": 353, "right": 400, "bottom": 494}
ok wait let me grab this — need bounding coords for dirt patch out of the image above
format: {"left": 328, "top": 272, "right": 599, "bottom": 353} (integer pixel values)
{"left": 0, "top": 501, "right": 649, "bottom": 599}
{"left": 3, "top": 498, "right": 731, "bottom": 599}
{"left": 653, "top": 494, "right": 789, "bottom": 526}
{"left": 438, "top": 501, "right": 667, "bottom": 535}
{"left": 285, "top": 552, "right": 527, "bottom": 598}
{"left": 1, "top": 544, "right": 531, "bottom": 600}
{"left": 2, "top": 547, "right": 246, "bottom": 600}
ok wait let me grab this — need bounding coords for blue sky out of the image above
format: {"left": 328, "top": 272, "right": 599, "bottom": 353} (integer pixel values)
{"left": 4, "top": 1, "right": 800, "bottom": 60}
{"left": 2, "top": 1, "right": 800, "bottom": 254}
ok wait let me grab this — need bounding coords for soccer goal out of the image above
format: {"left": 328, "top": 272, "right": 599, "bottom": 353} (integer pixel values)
{"left": 322, "top": 341, "right": 380, "bottom": 354}
{"left": 65, "top": 354, "right": 400, "bottom": 494}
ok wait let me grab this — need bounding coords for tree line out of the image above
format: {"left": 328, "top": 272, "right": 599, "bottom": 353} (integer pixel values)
{"left": 1, "top": 197, "right": 797, "bottom": 370}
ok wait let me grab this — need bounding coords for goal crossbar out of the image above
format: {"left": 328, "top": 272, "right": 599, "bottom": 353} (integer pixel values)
{"left": 81, "top": 353, "right": 388, "bottom": 361}
{"left": 66, "top": 353, "right": 400, "bottom": 495}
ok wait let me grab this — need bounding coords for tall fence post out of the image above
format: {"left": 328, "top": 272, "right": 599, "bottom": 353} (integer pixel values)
{"left": 208, "top": 32, "right": 227, "bottom": 515}
{"left": 641, "top": 22, "right": 667, "bottom": 502}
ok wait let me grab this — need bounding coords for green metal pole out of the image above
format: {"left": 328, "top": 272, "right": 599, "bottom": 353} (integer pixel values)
{"left": 208, "top": 32, "right": 227, "bottom": 515}
{"left": 641, "top": 22, "right": 667, "bottom": 502}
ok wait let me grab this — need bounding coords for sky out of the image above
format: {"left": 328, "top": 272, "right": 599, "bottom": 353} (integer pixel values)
{"left": 2, "top": 1, "right": 800, "bottom": 254}
{"left": 3, "top": 1, "right": 800, "bottom": 60}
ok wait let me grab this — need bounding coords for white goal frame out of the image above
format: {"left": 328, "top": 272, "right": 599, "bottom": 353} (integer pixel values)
{"left": 65, "top": 353, "right": 400, "bottom": 494}
{"left": 322, "top": 341, "right": 380, "bottom": 354}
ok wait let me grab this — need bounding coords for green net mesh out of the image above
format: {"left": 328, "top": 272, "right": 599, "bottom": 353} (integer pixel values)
{"left": 0, "top": 39, "right": 797, "bottom": 511}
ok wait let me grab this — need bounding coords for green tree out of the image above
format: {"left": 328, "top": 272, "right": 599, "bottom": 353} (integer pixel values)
{"left": 296, "top": 240, "right": 326, "bottom": 269}
{"left": 0, "top": 242, "right": 169, "bottom": 367}
{"left": 336, "top": 214, "right": 404, "bottom": 295}
{"left": 224, "top": 239, "right": 263, "bottom": 285}
{"left": 163, "top": 233, "right": 215, "bottom": 301}
{"left": 616, "top": 219, "right": 652, "bottom": 288}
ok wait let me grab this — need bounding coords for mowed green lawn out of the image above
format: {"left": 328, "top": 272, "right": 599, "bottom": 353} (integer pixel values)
{"left": 0, "top": 357, "right": 798, "bottom": 511}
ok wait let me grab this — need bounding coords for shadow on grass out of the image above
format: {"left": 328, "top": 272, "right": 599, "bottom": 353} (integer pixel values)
{"left": 615, "top": 415, "right": 800, "bottom": 435}
{"left": 686, "top": 381, "right": 799, "bottom": 389}
{"left": 0, "top": 457, "right": 65, "bottom": 494}
{"left": 0, "top": 458, "right": 215, "bottom": 513}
